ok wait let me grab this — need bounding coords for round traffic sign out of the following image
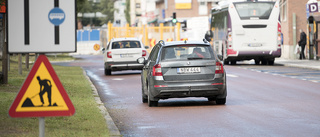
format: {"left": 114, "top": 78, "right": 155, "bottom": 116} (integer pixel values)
{"left": 93, "top": 44, "right": 100, "bottom": 51}
{"left": 48, "top": 8, "right": 65, "bottom": 26}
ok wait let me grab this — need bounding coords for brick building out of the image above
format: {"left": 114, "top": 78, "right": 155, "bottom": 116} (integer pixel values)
{"left": 280, "top": 0, "right": 319, "bottom": 59}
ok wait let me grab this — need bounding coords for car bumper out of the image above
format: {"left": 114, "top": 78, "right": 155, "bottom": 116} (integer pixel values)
{"left": 150, "top": 80, "right": 226, "bottom": 99}
{"left": 105, "top": 61, "right": 144, "bottom": 71}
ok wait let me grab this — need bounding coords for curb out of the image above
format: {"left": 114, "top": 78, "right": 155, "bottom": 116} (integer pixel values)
{"left": 82, "top": 70, "right": 121, "bottom": 137}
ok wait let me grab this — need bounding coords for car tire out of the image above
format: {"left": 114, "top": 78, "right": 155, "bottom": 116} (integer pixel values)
{"left": 141, "top": 76, "right": 148, "bottom": 103}
{"left": 216, "top": 98, "right": 226, "bottom": 105}
{"left": 104, "top": 68, "right": 111, "bottom": 75}
{"left": 147, "top": 85, "right": 158, "bottom": 107}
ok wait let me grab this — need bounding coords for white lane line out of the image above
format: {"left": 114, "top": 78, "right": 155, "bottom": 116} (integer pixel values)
{"left": 227, "top": 74, "right": 239, "bottom": 78}
{"left": 112, "top": 78, "right": 124, "bottom": 81}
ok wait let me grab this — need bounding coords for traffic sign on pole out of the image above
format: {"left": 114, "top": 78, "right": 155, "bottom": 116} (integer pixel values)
{"left": 9, "top": 55, "right": 75, "bottom": 117}
{"left": 8, "top": 0, "right": 76, "bottom": 53}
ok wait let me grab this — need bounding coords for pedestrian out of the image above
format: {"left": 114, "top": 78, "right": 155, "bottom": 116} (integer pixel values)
{"left": 298, "top": 29, "right": 306, "bottom": 59}
{"left": 204, "top": 30, "right": 213, "bottom": 42}
{"left": 37, "top": 76, "right": 52, "bottom": 106}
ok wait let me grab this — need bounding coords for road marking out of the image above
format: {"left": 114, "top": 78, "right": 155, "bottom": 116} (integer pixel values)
{"left": 113, "top": 78, "right": 124, "bottom": 81}
{"left": 227, "top": 74, "right": 238, "bottom": 78}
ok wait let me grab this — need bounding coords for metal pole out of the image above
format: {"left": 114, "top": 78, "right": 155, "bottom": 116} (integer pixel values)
{"left": 2, "top": 14, "right": 8, "bottom": 84}
{"left": 39, "top": 117, "right": 45, "bottom": 137}
{"left": 18, "top": 54, "right": 22, "bottom": 75}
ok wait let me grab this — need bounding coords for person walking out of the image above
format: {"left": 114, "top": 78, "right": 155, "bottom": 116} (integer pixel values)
{"left": 298, "top": 29, "right": 306, "bottom": 59}
{"left": 37, "top": 76, "right": 52, "bottom": 106}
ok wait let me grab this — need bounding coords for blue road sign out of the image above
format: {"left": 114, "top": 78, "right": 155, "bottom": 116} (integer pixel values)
{"left": 48, "top": 8, "right": 65, "bottom": 26}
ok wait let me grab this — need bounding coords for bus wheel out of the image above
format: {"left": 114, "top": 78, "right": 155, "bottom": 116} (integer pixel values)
{"left": 261, "top": 59, "right": 267, "bottom": 65}
{"left": 224, "top": 60, "right": 229, "bottom": 65}
{"left": 231, "top": 61, "right": 237, "bottom": 65}
{"left": 254, "top": 59, "right": 260, "bottom": 65}
{"left": 268, "top": 60, "right": 275, "bottom": 65}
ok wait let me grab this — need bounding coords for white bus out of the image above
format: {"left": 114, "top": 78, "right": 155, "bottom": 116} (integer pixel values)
{"left": 210, "top": 0, "right": 281, "bottom": 65}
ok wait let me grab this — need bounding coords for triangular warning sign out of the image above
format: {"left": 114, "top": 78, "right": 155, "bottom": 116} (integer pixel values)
{"left": 9, "top": 55, "right": 75, "bottom": 117}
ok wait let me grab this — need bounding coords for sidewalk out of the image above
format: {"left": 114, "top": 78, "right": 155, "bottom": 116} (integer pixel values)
{"left": 275, "top": 58, "right": 320, "bottom": 70}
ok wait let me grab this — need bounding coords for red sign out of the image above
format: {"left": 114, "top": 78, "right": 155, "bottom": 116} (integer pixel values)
{"left": 9, "top": 55, "right": 75, "bottom": 117}
{"left": 0, "top": 2, "right": 5, "bottom": 13}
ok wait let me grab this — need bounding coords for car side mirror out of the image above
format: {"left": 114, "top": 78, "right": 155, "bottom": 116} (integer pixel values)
{"left": 217, "top": 54, "right": 223, "bottom": 61}
{"left": 137, "top": 57, "right": 146, "bottom": 64}
{"left": 145, "top": 46, "right": 149, "bottom": 49}
{"left": 102, "top": 48, "right": 106, "bottom": 53}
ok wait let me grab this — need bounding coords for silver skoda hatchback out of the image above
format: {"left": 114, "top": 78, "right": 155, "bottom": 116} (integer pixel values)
{"left": 137, "top": 40, "right": 227, "bottom": 107}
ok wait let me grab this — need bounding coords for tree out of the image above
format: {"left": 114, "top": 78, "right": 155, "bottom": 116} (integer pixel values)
{"left": 124, "top": 0, "right": 130, "bottom": 25}
{"left": 77, "top": 0, "right": 92, "bottom": 14}
{"left": 99, "top": 0, "right": 115, "bottom": 25}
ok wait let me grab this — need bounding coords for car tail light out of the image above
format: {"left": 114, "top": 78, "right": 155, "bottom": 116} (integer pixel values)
{"left": 215, "top": 61, "right": 224, "bottom": 74}
{"left": 107, "top": 51, "right": 112, "bottom": 58}
{"left": 142, "top": 50, "right": 147, "bottom": 57}
{"left": 152, "top": 64, "right": 162, "bottom": 76}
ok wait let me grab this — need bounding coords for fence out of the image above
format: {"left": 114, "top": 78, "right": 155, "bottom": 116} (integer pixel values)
{"left": 74, "top": 22, "right": 183, "bottom": 54}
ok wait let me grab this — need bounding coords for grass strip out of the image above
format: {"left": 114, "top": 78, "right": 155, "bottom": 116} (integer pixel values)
{"left": 0, "top": 57, "right": 109, "bottom": 137}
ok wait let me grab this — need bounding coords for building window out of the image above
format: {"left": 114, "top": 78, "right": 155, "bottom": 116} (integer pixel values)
{"left": 199, "top": 2, "right": 207, "bottom": 15}
{"left": 136, "top": 3, "right": 141, "bottom": 8}
{"left": 280, "top": 0, "right": 287, "bottom": 22}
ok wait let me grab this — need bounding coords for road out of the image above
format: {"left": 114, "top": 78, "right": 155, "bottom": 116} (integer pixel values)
{"left": 55, "top": 55, "right": 320, "bottom": 137}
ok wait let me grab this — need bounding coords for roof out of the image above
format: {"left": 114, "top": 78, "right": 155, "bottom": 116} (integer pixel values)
{"left": 161, "top": 40, "right": 211, "bottom": 47}
{"left": 112, "top": 37, "right": 141, "bottom": 42}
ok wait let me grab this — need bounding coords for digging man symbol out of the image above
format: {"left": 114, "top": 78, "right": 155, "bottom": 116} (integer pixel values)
{"left": 37, "top": 76, "right": 52, "bottom": 106}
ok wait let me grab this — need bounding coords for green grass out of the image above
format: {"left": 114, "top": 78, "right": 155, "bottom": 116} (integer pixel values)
{"left": 0, "top": 56, "right": 109, "bottom": 137}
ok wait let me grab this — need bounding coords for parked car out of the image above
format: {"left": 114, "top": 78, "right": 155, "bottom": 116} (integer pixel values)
{"left": 137, "top": 40, "right": 227, "bottom": 107}
{"left": 103, "top": 38, "right": 148, "bottom": 75}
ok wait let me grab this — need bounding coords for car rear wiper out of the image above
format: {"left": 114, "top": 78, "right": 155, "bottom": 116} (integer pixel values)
{"left": 187, "top": 57, "right": 204, "bottom": 60}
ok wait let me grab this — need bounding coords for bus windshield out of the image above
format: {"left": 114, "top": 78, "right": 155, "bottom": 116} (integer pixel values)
{"left": 234, "top": 2, "right": 275, "bottom": 20}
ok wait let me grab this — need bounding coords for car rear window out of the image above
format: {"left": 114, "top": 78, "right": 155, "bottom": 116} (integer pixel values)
{"left": 112, "top": 41, "right": 141, "bottom": 49}
{"left": 161, "top": 45, "right": 215, "bottom": 61}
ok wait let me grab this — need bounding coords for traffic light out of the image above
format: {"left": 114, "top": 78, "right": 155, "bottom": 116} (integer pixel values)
{"left": 172, "top": 12, "right": 177, "bottom": 24}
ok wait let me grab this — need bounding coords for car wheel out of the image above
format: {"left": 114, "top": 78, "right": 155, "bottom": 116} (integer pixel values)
{"left": 216, "top": 98, "right": 226, "bottom": 105}
{"left": 141, "top": 76, "right": 148, "bottom": 103}
{"left": 147, "top": 85, "right": 158, "bottom": 107}
{"left": 104, "top": 68, "right": 111, "bottom": 75}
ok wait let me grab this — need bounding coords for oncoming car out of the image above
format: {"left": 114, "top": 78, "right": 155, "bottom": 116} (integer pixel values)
{"left": 137, "top": 40, "right": 227, "bottom": 107}
{"left": 103, "top": 38, "right": 148, "bottom": 75}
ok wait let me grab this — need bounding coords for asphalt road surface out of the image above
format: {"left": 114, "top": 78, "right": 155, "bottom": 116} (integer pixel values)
{"left": 56, "top": 55, "right": 320, "bottom": 137}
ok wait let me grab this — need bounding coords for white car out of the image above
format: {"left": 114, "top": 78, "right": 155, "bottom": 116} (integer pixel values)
{"left": 103, "top": 38, "right": 148, "bottom": 75}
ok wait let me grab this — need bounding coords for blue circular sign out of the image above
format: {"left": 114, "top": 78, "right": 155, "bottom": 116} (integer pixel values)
{"left": 48, "top": 8, "right": 65, "bottom": 26}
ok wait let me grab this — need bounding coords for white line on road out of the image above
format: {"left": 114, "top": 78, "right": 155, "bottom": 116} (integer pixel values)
{"left": 227, "top": 74, "right": 239, "bottom": 78}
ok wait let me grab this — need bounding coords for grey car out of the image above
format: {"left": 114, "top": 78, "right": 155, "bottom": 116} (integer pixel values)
{"left": 137, "top": 40, "right": 227, "bottom": 107}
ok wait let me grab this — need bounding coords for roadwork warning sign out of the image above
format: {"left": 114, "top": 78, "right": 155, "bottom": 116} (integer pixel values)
{"left": 9, "top": 55, "right": 75, "bottom": 117}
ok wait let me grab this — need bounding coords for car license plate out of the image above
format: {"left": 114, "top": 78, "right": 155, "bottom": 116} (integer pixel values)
{"left": 120, "top": 54, "right": 133, "bottom": 58}
{"left": 248, "top": 43, "right": 262, "bottom": 47}
{"left": 177, "top": 67, "right": 201, "bottom": 74}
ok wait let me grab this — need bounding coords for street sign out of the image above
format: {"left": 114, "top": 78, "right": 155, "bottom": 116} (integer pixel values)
{"left": 9, "top": 55, "right": 75, "bottom": 117}
{"left": 309, "top": 2, "right": 319, "bottom": 13}
{"left": 8, "top": 0, "right": 76, "bottom": 53}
